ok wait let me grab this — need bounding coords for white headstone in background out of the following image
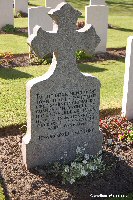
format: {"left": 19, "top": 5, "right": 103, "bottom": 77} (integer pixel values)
{"left": 45, "top": 0, "right": 66, "bottom": 8}
{"left": 28, "top": 7, "right": 53, "bottom": 36}
{"left": 22, "top": 3, "right": 102, "bottom": 169}
{"left": 90, "top": 0, "right": 106, "bottom": 5}
{"left": 122, "top": 36, "right": 133, "bottom": 120}
{"left": 85, "top": 0, "right": 108, "bottom": 52}
{"left": 0, "top": 0, "right": 14, "bottom": 30}
{"left": 14, "top": 0, "right": 28, "bottom": 14}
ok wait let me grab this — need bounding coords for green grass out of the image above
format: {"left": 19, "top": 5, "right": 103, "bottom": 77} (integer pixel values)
{"left": 79, "top": 60, "right": 125, "bottom": 110}
{"left": 108, "top": 16, "right": 133, "bottom": 48}
{"left": 106, "top": 0, "right": 133, "bottom": 16}
{"left": 0, "top": 184, "right": 5, "bottom": 200}
{"left": 0, "top": 65, "right": 49, "bottom": 127}
{"left": 14, "top": 18, "right": 28, "bottom": 28}
{"left": 0, "top": 34, "right": 28, "bottom": 54}
{"left": 0, "top": 60, "right": 125, "bottom": 128}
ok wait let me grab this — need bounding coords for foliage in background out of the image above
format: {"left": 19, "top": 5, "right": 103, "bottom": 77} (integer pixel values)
{"left": 2, "top": 25, "right": 17, "bottom": 34}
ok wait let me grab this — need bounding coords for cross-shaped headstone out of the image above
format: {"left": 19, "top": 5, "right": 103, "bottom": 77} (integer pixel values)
{"left": 22, "top": 2, "right": 102, "bottom": 169}
{"left": 28, "top": 2, "right": 100, "bottom": 71}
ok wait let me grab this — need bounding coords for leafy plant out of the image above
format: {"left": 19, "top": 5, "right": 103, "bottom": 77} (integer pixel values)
{"left": 118, "top": 128, "right": 133, "bottom": 143}
{"left": 2, "top": 24, "right": 17, "bottom": 33}
{"left": 45, "top": 144, "right": 105, "bottom": 185}
{"left": 100, "top": 116, "right": 133, "bottom": 144}
{"left": 29, "top": 51, "right": 52, "bottom": 65}
{"left": 76, "top": 50, "right": 93, "bottom": 61}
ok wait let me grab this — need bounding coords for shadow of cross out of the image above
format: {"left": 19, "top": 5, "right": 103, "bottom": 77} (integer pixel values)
{"left": 28, "top": 2, "right": 100, "bottom": 73}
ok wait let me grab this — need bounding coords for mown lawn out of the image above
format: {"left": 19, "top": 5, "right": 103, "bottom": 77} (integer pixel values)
{"left": 0, "top": 60, "right": 125, "bottom": 128}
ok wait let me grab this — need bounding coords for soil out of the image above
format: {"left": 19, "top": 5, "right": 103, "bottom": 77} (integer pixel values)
{"left": 0, "top": 48, "right": 132, "bottom": 200}
{"left": 0, "top": 115, "right": 133, "bottom": 200}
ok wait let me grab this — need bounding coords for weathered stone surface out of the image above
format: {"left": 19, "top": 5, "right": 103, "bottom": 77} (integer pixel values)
{"left": 0, "top": 0, "right": 14, "bottom": 30}
{"left": 45, "top": 0, "right": 66, "bottom": 8}
{"left": 85, "top": 0, "right": 108, "bottom": 52}
{"left": 14, "top": 0, "right": 28, "bottom": 14}
{"left": 28, "top": 7, "right": 53, "bottom": 36}
{"left": 122, "top": 36, "right": 133, "bottom": 120}
{"left": 22, "top": 2, "right": 102, "bottom": 169}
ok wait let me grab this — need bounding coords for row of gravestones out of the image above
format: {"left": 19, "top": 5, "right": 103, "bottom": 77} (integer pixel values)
{"left": 0, "top": 0, "right": 28, "bottom": 30}
{"left": 28, "top": 0, "right": 108, "bottom": 53}
{"left": 0, "top": 0, "right": 109, "bottom": 53}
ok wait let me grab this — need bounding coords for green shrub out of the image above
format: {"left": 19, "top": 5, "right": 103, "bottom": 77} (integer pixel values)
{"left": 2, "top": 24, "right": 17, "bottom": 33}
{"left": 76, "top": 50, "right": 93, "bottom": 61}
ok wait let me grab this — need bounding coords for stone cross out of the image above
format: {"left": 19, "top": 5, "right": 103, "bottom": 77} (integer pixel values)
{"left": 22, "top": 2, "right": 102, "bottom": 169}
{"left": 28, "top": 3, "right": 100, "bottom": 70}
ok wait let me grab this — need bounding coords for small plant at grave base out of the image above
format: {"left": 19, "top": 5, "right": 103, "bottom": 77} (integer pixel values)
{"left": 29, "top": 51, "right": 52, "bottom": 65}
{"left": 2, "top": 24, "right": 17, "bottom": 33}
{"left": 47, "top": 144, "right": 105, "bottom": 185}
{"left": 76, "top": 50, "right": 93, "bottom": 62}
{"left": 99, "top": 116, "right": 133, "bottom": 145}
{"left": 118, "top": 128, "right": 133, "bottom": 144}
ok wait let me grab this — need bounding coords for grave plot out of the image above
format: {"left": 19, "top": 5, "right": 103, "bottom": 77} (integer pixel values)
{"left": 0, "top": 0, "right": 133, "bottom": 200}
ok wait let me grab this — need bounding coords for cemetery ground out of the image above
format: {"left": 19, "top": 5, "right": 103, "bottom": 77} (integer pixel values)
{"left": 0, "top": 0, "right": 133, "bottom": 199}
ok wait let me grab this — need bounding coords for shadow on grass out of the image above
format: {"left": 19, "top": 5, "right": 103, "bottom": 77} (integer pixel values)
{"left": 110, "top": 26, "right": 133, "bottom": 33}
{"left": 13, "top": 30, "right": 28, "bottom": 38}
{"left": 106, "top": 1, "right": 133, "bottom": 6}
{"left": 100, "top": 107, "right": 122, "bottom": 119}
{"left": 1, "top": 28, "right": 28, "bottom": 38}
{"left": 78, "top": 63, "right": 108, "bottom": 73}
{"left": 0, "top": 123, "right": 26, "bottom": 138}
{"left": 0, "top": 68, "right": 33, "bottom": 79}
{"left": 29, "top": 3, "right": 40, "bottom": 7}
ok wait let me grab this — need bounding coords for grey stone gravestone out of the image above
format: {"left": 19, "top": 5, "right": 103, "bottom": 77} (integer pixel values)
{"left": 22, "top": 2, "right": 102, "bottom": 169}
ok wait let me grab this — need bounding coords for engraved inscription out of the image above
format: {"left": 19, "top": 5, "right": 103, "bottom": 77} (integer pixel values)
{"left": 35, "top": 89, "right": 97, "bottom": 139}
